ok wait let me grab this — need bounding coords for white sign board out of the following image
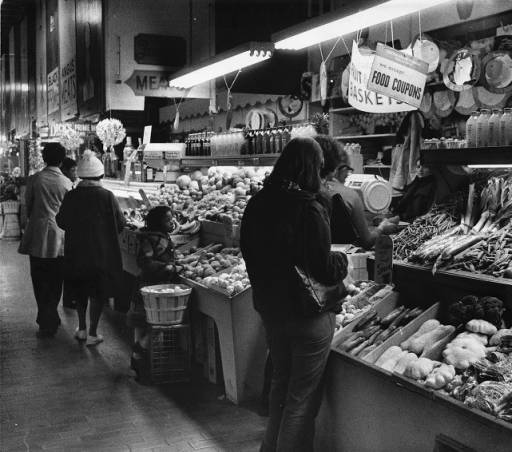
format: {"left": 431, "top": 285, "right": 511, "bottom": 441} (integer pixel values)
{"left": 143, "top": 126, "right": 152, "bottom": 144}
{"left": 368, "top": 43, "right": 428, "bottom": 109}
{"left": 348, "top": 41, "right": 416, "bottom": 113}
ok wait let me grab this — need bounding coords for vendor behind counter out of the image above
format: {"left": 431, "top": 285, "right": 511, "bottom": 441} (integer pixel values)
{"left": 315, "top": 135, "right": 398, "bottom": 250}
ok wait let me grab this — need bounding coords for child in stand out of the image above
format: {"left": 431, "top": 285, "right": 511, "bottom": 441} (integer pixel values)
{"left": 127, "top": 205, "right": 177, "bottom": 373}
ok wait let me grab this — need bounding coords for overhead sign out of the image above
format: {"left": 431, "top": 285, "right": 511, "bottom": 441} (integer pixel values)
{"left": 348, "top": 41, "right": 415, "bottom": 113}
{"left": 124, "top": 70, "right": 210, "bottom": 99}
{"left": 368, "top": 43, "right": 428, "bottom": 109}
{"left": 47, "top": 67, "right": 60, "bottom": 114}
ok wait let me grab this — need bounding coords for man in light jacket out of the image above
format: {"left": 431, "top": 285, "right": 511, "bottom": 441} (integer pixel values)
{"left": 19, "top": 143, "right": 72, "bottom": 337}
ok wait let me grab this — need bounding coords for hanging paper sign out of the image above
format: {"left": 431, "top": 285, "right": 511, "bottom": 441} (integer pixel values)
{"left": 124, "top": 70, "right": 210, "bottom": 99}
{"left": 60, "top": 58, "right": 77, "bottom": 119}
{"left": 143, "top": 125, "right": 152, "bottom": 144}
{"left": 320, "top": 61, "right": 327, "bottom": 106}
{"left": 47, "top": 67, "right": 60, "bottom": 114}
{"left": 349, "top": 42, "right": 415, "bottom": 113}
{"left": 173, "top": 110, "right": 180, "bottom": 130}
{"left": 374, "top": 235, "right": 393, "bottom": 284}
{"left": 368, "top": 43, "right": 428, "bottom": 109}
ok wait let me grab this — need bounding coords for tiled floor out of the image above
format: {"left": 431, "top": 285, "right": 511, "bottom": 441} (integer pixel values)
{"left": 0, "top": 240, "right": 265, "bottom": 452}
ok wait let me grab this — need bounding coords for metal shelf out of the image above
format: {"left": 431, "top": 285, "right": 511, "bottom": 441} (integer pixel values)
{"left": 421, "top": 146, "right": 512, "bottom": 166}
{"left": 329, "top": 107, "right": 357, "bottom": 114}
{"left": 334, "top": 134, "right": 396, "bottom": 140}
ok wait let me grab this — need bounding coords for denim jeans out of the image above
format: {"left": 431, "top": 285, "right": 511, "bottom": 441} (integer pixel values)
{"left": 260, "top": 311, "right": 335, "bottom": 452}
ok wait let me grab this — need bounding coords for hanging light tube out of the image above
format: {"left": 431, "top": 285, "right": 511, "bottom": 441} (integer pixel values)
{"left": 467, "top": 164, "right": 512, "bottom": 169}
{"left": 273, "top": 0, "right": 455, "bottom": 50}
{"left": 169, "top": 42, "right": 274, "bottom": 89}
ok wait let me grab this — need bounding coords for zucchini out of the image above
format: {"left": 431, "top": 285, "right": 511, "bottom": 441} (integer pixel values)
{"left": 388, "top": 308, "right": 411, "bottom": 329}
{"left": 350, "top": 340, "right": 369, "bottom": 356}
{"left": 353, "top": 309, "right": 377, "bottom": 331}
{"left": 381, "top": 306, "right": 405, "bottom": 327}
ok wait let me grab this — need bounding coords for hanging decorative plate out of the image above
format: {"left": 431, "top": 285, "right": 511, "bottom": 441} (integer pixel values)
{"left": 411, "top": 34, "right": 440, "bottom": 73}
{"left": 419, "top": 91, "right": 435, "bottom": 118}
{"left": 480, "top": 51, "right": 512, "bottom": 94}
{"left": 278, "top": 95, "right": 304, "bottom": 118}
{"left": 475, "top": 86, "right": 510, "bottom": 109}
{"left": 455, "top": 87, "right": 479, "bottom": 115}
{"left": 443, "top": 48, "right": 481, "bottom": 92}
{"left": 433, "top": 90, "right": 456, "bottom": 117}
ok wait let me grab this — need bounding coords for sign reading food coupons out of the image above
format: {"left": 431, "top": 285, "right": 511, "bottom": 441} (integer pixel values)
{"left": 368, "top": 43, "right": 428, "bottom": 109}
{"left": 348, "top": 42, "right": 415, "bottom": 113}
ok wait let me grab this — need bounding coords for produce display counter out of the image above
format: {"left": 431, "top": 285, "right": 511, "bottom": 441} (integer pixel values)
{"left": 178, "top": 277, "right": 266, "bottom": 405}
{"left": 316, "top": 259, "right": 512, "bottom": 452}
{"left": 316, "top": 348, "right": 512, "bottom": 452}
{"left": 118, "top": 224, "right": 264, "bottom": 405}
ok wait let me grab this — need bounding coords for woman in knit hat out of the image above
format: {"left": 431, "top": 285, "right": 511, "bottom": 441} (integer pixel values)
{"left": 56, "top": 150, "right": 126, "bottom": 345}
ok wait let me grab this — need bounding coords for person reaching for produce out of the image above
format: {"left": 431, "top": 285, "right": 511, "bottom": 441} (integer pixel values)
{"left": 56, "top": 150, "right": 125, "bottom": 346}
{"left": 241, "top": 137, "right": 348, "bottom": 452}
{"left": 314, "top": 134, "right": 398, "bottom": 249}
{"left": 127, "top": 205, "right": 178, "bottom": 373}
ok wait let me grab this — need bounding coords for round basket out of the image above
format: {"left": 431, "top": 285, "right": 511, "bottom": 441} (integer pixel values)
{"left": 140, "top": 284, "right": 192, "bottom": 325}
{"left": 1, "top": 201, "right": 20, "bottom": 214}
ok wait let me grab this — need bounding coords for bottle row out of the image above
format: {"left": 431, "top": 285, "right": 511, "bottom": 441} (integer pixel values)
{"left": 465, "top": 108, "right": 512, "bottom": 148}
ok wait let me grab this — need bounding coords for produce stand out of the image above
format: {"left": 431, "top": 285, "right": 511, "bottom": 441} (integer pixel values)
{"left": 316, "top": 259, "right": 512, "bottom": 452}
{"left": 177, "top": 277, "right": 266, "bottom": 404}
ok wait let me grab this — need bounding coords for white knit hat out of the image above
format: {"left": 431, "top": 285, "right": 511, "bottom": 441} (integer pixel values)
{"left": 77, "top": 150, "right": 104, "bottom": 178}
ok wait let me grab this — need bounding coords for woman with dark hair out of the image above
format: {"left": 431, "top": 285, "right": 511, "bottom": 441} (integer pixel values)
{"left": 240, "top": 137, "right": 348, "bottom": 452}
{"left": 19, "top": 142, "right": 72, "bottom": 337}
{"left": 127, "top": 205, "right": 177, "bottom": 373}
{"left": 56, "top": 150, "right": 125, "bottom": 345}
{"left": 315, "top": 135, "right": 397, "bottom": 249}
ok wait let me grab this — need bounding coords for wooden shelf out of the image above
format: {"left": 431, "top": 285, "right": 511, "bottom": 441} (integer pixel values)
{"left": 334, "top": 134, "right": 396, "bottom": 140}
{"left": 329, "top": 107, "right": 357, "bottom": 114}
{"left": 180, "top": 154, "right": 279, "bottom": 168}
{"left": 364, "top": 164, "right": 391, "bottom": 169}
{"left": 421, "top": 146, "right": 512, "bottom": 166}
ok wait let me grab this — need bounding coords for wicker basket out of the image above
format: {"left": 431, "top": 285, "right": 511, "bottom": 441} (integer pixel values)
{"left": 1, "top": 201, "right": 20, "bottom": 214}
{"left": 141, "top": 284, "right": 192, "bottom": 325}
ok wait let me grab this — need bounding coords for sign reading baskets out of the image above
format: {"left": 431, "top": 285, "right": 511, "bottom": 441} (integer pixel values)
{"left": 348, "top": 42, "right": 415, "bottom": 113}
{"left": 368, "top": 43, "right": 428, "bottom": 109}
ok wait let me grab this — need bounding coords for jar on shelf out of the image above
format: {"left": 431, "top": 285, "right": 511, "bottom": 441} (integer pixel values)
{"left": 488, "top": 109, "right": 502, "bottom": 147}
{"left": 476, "top": 109, "right": 491, "bottom": 147}
{"left": 465, "top": 111, "right": 479, "bottom": 148}
{"left": 500, "top": 108, "right": 512, "bottom": 146}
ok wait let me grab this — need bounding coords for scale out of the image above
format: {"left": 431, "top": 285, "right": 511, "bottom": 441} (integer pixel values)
{"left": 345, "top": 174, "right": 392, "bottom": 214}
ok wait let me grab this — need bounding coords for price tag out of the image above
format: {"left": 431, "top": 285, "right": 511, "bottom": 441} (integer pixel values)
{"left": 374, "top": 235, "right": 393, "bottom": 284}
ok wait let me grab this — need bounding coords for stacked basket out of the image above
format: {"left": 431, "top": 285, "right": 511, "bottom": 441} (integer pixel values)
{"left": 140, "top": 284, "right": 193, "bottom": 384}
{"left": 140, "top": 284, "right": 192, "bottom": 325}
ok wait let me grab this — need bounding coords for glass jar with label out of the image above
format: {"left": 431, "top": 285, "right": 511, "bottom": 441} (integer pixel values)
{"left": 488, "top": 109, "right": 502, "bottom": 147}
{"left": 465, "top": 111, "right": 479, "bottom": 148}
{"left": 476, "top": 109, "right": 491, "bottom": 148}
{"left": 500, "top": 108, "right": 512, "bottom": 146}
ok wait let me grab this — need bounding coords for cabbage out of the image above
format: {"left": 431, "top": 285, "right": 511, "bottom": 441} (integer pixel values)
{"left": 176, "top": 175, "right": 192, "bottom": 189}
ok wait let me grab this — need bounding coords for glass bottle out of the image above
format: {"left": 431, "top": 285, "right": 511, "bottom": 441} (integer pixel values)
{"left": 465, "top": 111, "right": 479, "bottom": 148}
{"left": 488, "top": 109, "right": 502, "bottom": 147}
{"left": 500, "top": 108, "right": 512, "bottom": 146}
{"left": 476, "top": 109, "right": 491, "bottom": 148}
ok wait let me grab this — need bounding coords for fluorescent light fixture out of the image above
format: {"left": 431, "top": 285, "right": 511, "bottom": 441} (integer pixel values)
{"left": 467, "top": 164, "right": 512, "bottom": 169}
{"left": 169, "top": 42, "right": 274, "bottom": 89}
{"left": 273, "top": 0, "right": 454, "bottom": 50}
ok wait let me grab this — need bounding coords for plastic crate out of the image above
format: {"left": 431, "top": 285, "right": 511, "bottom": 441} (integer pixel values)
{"left": 141, "top": 284, "right": 192, "bottom": 325}
{"left": 149, "top": 324, "right": 191, "bottom": 384}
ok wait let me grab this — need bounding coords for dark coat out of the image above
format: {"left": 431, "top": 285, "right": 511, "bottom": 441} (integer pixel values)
{"left": 136, "top": 229, "right": 177, "bottom": 285}
{"left": 56, "top": 182, "right": 126, "bottom": 299}
{"left": 240, "top": 182, "right": 348, "bottom": 320}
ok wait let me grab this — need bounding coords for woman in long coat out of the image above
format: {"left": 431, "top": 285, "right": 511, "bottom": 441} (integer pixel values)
{"left": 56, "top": 150, "right": 125, "bottom": 345}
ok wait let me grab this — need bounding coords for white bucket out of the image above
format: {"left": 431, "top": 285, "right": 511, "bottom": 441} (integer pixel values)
{"left": 345, "top": 174, "right": 392, "bottom": 214}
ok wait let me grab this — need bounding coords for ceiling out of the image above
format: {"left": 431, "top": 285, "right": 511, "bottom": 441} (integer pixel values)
{"left": 1, "top": 0, "right": 36, "bottom": 53}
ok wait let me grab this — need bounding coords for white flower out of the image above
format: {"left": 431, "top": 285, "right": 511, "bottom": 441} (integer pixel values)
{"left": 96, "top": 118, "right": 126, "bottom": 148}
